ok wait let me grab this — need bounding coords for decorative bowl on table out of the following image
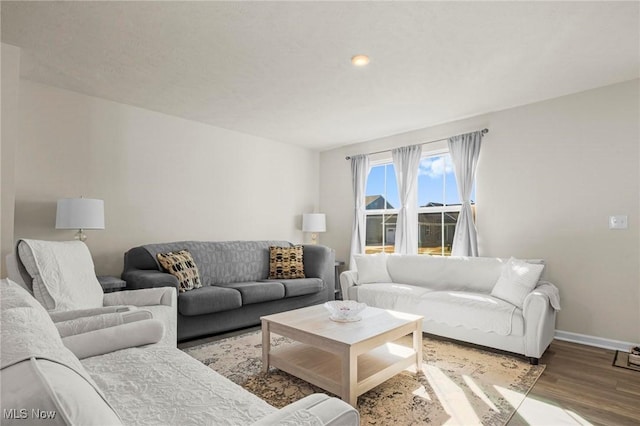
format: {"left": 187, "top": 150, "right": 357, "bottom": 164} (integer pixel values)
{"left": 324, "top": 300, "right": 367, "bottom": 322}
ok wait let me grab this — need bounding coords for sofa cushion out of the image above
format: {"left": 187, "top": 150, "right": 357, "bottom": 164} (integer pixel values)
{"left": 355, "top": 284, "right": 523, "bottom": 336}
{"left": 354, "top": 254, "right": 392, "bottom": 284}
{"left": 156, "top": 250, "right": 202, "bottom": 293}
{"left": 386, "top": 255, "right": 505, "bottom": 293}
{"left": 420, "top": 291, "right": 524, "bottom": 336}
{"left": 178, "top": 286, "right": 242, "bottom": 316}
{"left": 262, "top": 278, "right": 324, "bottom": 298}
{"left": 491, "top": 257, "right": 544, "bottom": 309}
{"left": 18, "top": 240, "right": 104, "bottom": 311}
{"left": 269, "top": 246, "right": 305, "bottom": 279}
{"left": 225, "top": 281, "right": 285, "bottom": 305}
{"left": 143, "top": 240, "right": 292, "bottom": 285}
{"left": 81, "top": 346, "right": 276, "bottom": 425}
{"left": 352, "top": 283, "right": 433, "bottom": 311}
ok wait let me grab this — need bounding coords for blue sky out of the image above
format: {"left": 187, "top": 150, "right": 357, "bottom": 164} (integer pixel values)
{"left": 365, "top": 155, "right": 475, "bottom": 208}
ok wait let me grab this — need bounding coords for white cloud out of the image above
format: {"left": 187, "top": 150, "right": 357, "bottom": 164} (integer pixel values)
{"left": 419, "top": 156, "right": 453, "bottom": 178}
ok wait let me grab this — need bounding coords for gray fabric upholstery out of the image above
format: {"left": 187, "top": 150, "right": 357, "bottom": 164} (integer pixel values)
{"left": 263, "top": 278, "right": 324, "bottom": 297}
{"left": 122, "top": 269, "right": 179, "bottom": 290}
{"left": 302, "top": 245, "right": 335, "bottom": 301}
{"left": 177, "top": 291, "right": 328, "bottom": 341}
{"left": 178, "top": 286, "right": 242, "bottom": 316}
{"left": 122, "top": 240, "right": 335, "bottom": 341}
{"left": 225, "top": 281, "right": 285, "bottom": 305}
{"left": 142, "top": 240, "right": 291, "bottom": 286}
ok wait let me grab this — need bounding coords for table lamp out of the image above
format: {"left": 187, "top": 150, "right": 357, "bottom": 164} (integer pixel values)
{"left": 302, "top": 213, "right": 326, "bottom": 245}
{"left": 56, "top": 197, "right": 105, "bottom": 241}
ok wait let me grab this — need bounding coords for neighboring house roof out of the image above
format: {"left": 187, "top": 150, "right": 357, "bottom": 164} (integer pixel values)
{"left": 366, "top": 195, "right": 394, "bottom": 210}
{"left": 420, "top": 201, "right": 475, "bottom": 208}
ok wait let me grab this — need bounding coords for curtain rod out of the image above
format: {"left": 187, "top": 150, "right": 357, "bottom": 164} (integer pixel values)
{"left": 344, "top": 128, "right": 488, "bottom": 160}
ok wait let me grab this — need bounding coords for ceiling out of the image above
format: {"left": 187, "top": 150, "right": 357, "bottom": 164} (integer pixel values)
{"left": 2, "top": 1, "right": 638, "bottom": 151}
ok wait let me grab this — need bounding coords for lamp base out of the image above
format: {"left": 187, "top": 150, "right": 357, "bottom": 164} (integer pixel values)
{"left": 74, "top": 229, "right": 87, "bottom": 242}
{"left": 310, "top": 233, "right": 318, "bottom": 245}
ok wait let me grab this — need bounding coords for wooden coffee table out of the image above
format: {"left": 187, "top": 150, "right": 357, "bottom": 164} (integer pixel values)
{"left": 261, "top": 304, "right": 423, "bottom": 406}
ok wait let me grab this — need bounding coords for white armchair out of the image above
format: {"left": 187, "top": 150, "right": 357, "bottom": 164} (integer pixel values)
{"left": 6, "top": 239, "right": 177, "bottom": 347}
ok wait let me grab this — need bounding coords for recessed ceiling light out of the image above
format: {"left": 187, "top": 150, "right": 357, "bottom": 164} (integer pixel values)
{"left": 351, "top": 55, "right": 370, "bottom": 66}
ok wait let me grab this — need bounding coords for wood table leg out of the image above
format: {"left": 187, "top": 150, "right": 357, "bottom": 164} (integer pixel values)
{"left": 261, "top": 320, "right": 270, "bottom": 373}
{"left": 342, "top": 346, "right": 358, "bottom": 407}
{"left": 413, "top": 322, "right": 423, "bottom": 371}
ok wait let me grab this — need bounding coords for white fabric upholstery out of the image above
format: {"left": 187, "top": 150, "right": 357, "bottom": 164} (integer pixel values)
{"left": 491, "top": 257, "right": 545, "bottom": 308}
{"left": 0, "top": 279, "right": 122, "bottom": 425}
{"left": 54, "top": 309, "right": 153, "bottom": 338}
{"left": 103, "top": 287, "right": 177, "bottom": 346}
{"left": 353, "top": 253, "right": 392, "bottom": 283}
{"left": 251, "top": 393, "right": 360, "bottom": 426}
{"left": 529, "top": 281, "right": 561, "bottom": 310}
{"left": 356, "top": 285, "right": 523, "bottom": 336}
{"left": 2, "top": 279, "right": 358, "bottom": 426}
{"left": 342, "top": 255, "right": 558, "bottom": 359}
{"left": 386, "top": 255, "right": 505, "bottom": 292}
{"left": 49, "top": 306, "right": 133, "bottom": 323}
{"left": 63, "top": 319, "right": 165, "bottom": 359}
{"left": 1, "top": 359, "right": 123, "bottom": 426}
{"left": 18, "top": 240, "right": 104, "bottom": 311}
{"left": 8, "top": 243, "right": 178, "bottom": 347}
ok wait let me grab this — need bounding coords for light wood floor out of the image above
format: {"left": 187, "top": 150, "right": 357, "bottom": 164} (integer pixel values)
{"left": 508, "top": 340, "right": 640, "bottom": 426}
{"left": 180, "top": 333, "right": 640, "bottom": 425}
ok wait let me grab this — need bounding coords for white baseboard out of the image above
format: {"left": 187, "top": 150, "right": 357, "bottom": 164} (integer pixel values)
{"left": 555, "top": 330, "right": 638, "bottom": 352}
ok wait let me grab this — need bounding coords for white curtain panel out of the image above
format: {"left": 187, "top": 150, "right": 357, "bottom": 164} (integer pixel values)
{"left": 349, "top": 155, "right": 370, "bottom": 269}
{"left": 448, "top": 131, "right": 483, "bottom": 257}
{"left": 392, "top": 144, "right": 422, "bottom": 254}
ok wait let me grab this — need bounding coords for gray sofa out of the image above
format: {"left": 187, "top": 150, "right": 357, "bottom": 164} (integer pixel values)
{"left": 122, "top": 240, "right": 335, "bottom": 341}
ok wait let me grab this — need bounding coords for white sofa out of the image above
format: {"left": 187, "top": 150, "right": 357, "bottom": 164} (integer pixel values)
{"left": 341, "top": 254, "right": 560, "bottom": 364}
{"left": 0, "top": 279, "right": 360, "bottom": 426}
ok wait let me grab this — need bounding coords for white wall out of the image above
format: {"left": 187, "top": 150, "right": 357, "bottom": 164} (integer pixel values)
{"left": 320, "top": 79, "right": 640, "bottom": 343}
{"left": 1, "top": 43, "right": 20, "bottom": 277}
{"left": 13, "top": 80, "right": 319, "bottom": 276}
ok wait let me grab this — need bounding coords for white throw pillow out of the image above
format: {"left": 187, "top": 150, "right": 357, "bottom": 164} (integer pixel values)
{"left": 18, "top": 240, "right": 104, "bottom": 311}
{"left": 490, "top": 257, "right": 544, "bottom": 308}
{"left": 354, "top": 254, "right": 392, "bottom": 284}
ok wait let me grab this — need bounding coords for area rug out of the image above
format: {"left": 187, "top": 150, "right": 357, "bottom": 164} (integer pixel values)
{"left": 183, "top": 331, "right": 545, "bottom": 425}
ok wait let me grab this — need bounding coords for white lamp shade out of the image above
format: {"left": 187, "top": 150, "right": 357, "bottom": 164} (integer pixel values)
{"left": 56, "top": 198, "right": 105, "bottom": 230}
{"left": 302, "top": 213, "right": 326, "bottom": 233}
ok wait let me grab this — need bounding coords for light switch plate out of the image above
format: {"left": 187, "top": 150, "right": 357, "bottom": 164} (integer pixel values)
{"left": 609, "top": 215, "right": 628, "bottom": 230}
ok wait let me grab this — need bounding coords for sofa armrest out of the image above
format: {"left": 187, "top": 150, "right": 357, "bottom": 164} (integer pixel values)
{"left": 340, "top": 270, "right": 358, "bottom": 301}
{"left": 55, "top": 310, "right": 153, "bottom": 338}
{"left": 302, "top": 245, "right": 336, "bottom": 301}
{"left": 103, "top": 287, "right": 176, "bottom": 307}
{"left": 522, "top": 286, "right": 557, "bottom": 359}
{"left": 251, "top": 394, "right": 359, "bottom": 426}
{"left": 122, "top": 269, "right": 179, "bottom": 290}
{"left": 62, "top": 319, "right": 165, "bottom": 359}
{"left": 104, "top": 287, "right": 177, "bottom": 347}
{"left": 49, "top": 306, "right": 132, "bottom": 323}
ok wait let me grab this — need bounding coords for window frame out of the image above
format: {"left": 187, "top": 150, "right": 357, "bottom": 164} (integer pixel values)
{"left": 364, "top": 148, "right": 474, "bottom": 256}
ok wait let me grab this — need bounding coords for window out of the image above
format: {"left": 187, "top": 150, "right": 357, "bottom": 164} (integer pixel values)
{"left": 364, "top": 163, "right": 398, "bottom": 254}
{"left": 364, "top": 152, "right": 475, "bottom": 256}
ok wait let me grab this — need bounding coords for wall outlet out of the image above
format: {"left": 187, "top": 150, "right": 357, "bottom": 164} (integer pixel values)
{"left": 609, "top": 215, "right": 628, "bottom": 230}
